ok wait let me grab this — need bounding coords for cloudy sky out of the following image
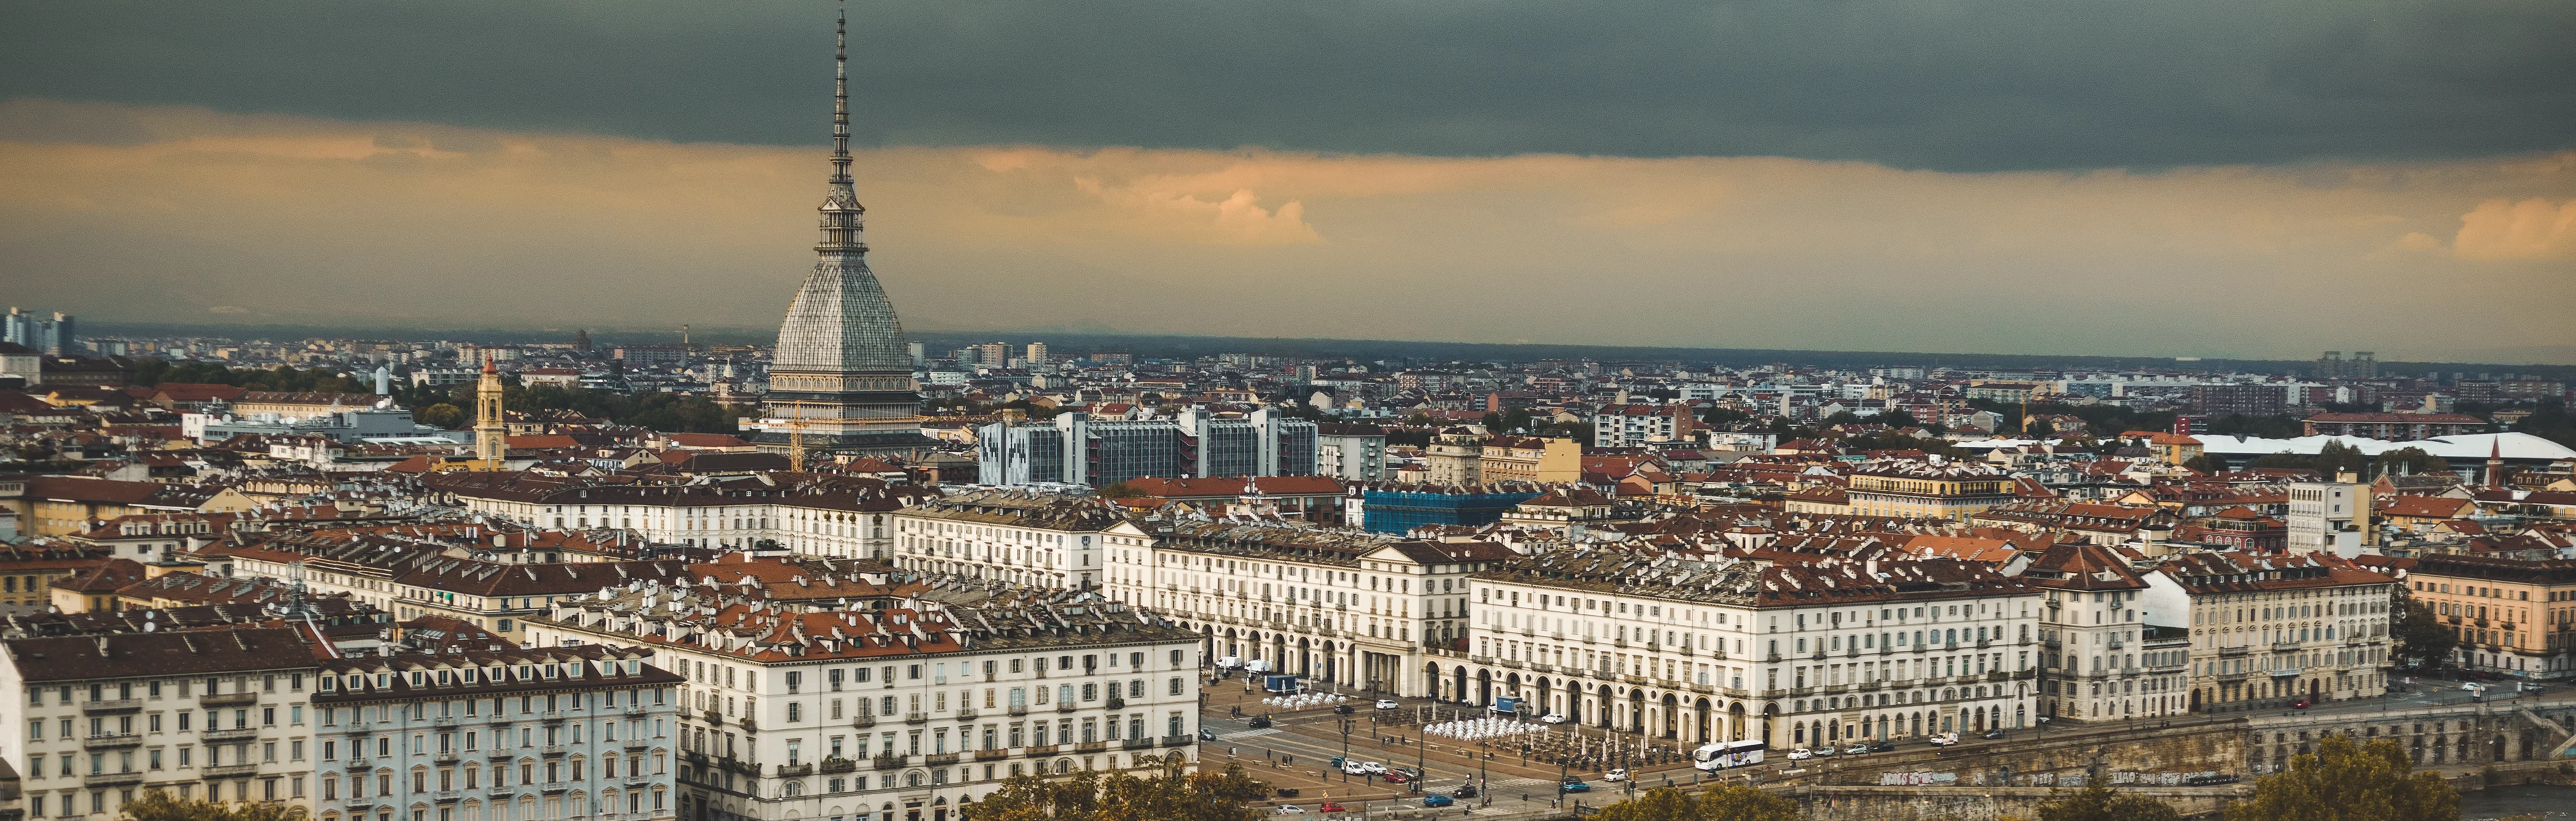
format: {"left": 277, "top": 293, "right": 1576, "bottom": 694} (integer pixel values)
{"left": 3, "top": 0, "right": 2572, "bottom": 362}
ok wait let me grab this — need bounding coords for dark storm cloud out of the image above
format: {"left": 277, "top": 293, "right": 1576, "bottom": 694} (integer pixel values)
{"left": 2, "top": 0, "right": 2569, "bottom": 170}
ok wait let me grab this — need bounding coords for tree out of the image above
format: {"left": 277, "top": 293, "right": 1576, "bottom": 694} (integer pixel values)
{"left": 2391, "top": 595, "right": 2456, "bottom": 671}
{"left": 1591, "top": 785, "right": 1796, "bottom": 821}
{"left": 2033, "top": 784, "right": 2182, "bottom": 821}
{"left": 415, "top": 403, "right": 466, "bottom": 429}
{"left": 2225, "top": 734, "right": 2457, "bottom": 821}
{"left": 2182, "top": 453, "right": 2228, "bottom": 474}
{"left": 1701, "top": 406, "right": 1751, "bottom": 427}
{"left": 2312, "top": 441, "right": 2369, "bottom": 478}
{"left": 1097, "top": 482, "right": 1145, "bottom": 498}
{"left": 965, "top": 757, "right": 1269, "bottom": 821}
{"left": 122, "top": 793, "right": 310, "bottom": 821}
{"left": 2371, "top": 447, "right": 2450, "bottom": 478}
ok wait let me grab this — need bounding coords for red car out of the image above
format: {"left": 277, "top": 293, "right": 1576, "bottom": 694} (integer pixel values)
{"left": 1319, "top": 803, "right": 1346, "bottom": 813}
{"left": 2290, "top": 698, "right": 2312, "bottom": 709}
{"left": 1382, "top": 772, "right": 1409, "bottom": 783}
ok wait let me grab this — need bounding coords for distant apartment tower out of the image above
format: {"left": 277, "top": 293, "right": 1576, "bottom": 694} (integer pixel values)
{"left": 1316, "top": 424, "right": 1387, "bottom": 481}
{"left": 2, "top": 308, "right": 72, "bottom": 354}
{"left": 1591, "top": 404, "right": 1697, "bottom": 448}
{"left": 1024, "top": 341, "right": 1050, "bottom": 367}
{"left": 971, "top": 342, "right": 1010, "bottom": 368}
{"left": 2188, "top": 383, "right": 2288, "bottom": 417}
{"left": 978, "top": 408, "right": 1319, "bottom": 486}
{"left": 2316, "top": 351, "right": 2378, "bottom": 380}
{"left": 907, "top": 340, "right": 926, "bottom": 367}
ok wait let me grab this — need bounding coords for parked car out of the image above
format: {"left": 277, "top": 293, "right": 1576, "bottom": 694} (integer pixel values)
{"left": 1319, "top": 803, "right": 1346, "bottom": 813}
{"left": 1929, "top": 732, "right": 1960, "bottom": 747}
{"left": 1845, "top": 743, "right": 1872, "bottom": 755}
{"left": 1786, "top": 748, "right": 1814, "bottom": 761}
{"left": 1360, "top": 761, "right": 1389, "bottom": 774}
{"left": 1868, "top": 739, "right": 1896, "bottom": 753}
{"left": 1603, "top": 768, "right": 1627, "bottom": 782}
{"left": 1811, "top": 746, "right": 1837, "bottom": 758}
{"left": 1421, "top": 795, "right": 1454, "bottom": 808}
{"left": 1383, "top": 772, "right": 1409, "bottom": 784}
{"left": 1342, "top": 761, "right": 1371, "bottom": 775}
{"left": 1275, "top": 807, "right": 1305, "bottom": 815}
{"left": 1982, "top": 728, "right": 2007, "bottom": 739}
{"left": 1376, "top": 700, "right": 1401, "bottom": 710}
{"left": 2290, "top": 698, "right": 2312, "bottom": 709}
{"left": 1248, "top": 716, "right": 1273, "bottom": 728}
{"left": 1540, "top": 713, "right": 1568, "bottom": 724}
{"left": 1395, "top": 767, "right": 1422, "bottom": 781}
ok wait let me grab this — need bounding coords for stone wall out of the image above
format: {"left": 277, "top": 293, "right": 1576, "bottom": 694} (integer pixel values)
{"left": 2241, "top": 702, "right": 2576, "bottom": 773}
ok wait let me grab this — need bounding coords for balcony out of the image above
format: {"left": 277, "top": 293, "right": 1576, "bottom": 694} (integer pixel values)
{"left": 905, "top": 712, "right": 929, "bottom": 724}
{"left": 775, "top": 763, "right": 814, "bottom": 777}
{"left": 1007, "top": 706, "right": 1027, "bottom": 717}
{"left": 83, "top": 733, "right": 142, "bottom": 750}
{"left": 1105, "top": 698, "right": 1124, "bottom": 710}
{"left": 81, "top": 699, "right": 142, "bottom": 715}
{"left": 1024, "top": 745, "right": 1059, "bottom": 758}
{"left": 739, "top": 718, "right": 757, "bottom": 733}
{"left": 924, "top": 753, "right": 960, "bottom": 766}
{"left": 542, "top": 745, "right": 569, "bottom": 757}
{"left": 436, "top": 791, "right": 462, "bottom": 804}
{"left": 85, "top": 771, "right": 144, "bottom": 787}
{"left": 2273, "top": 642, "right": 2302, "bottom": 653}
{"left": 1122, "top": 738, "right": 1155, "bottom": 750}
{"left": 625, "top": 738, "right": 649, "bottom": 751}
{"left": 205, "top": 727, "right": 259, "bottom": 743}
{"left": 1055, "top": 703, "right": 1076, "bottom": 714}
{"left": 701, "top": 710, "right": 723, "bottom": 726}
{"left": 1075, "top": 741, "right": 1108, "bottom": 753}
{"left": 975, "top": 750, "right": 1009, "bottom": 761}
{"left": 853, "top": 715, "right": 877, "bottom": 728}
{"left": 201, "top": 692, "right": 259, "bottom": 707}
{"left": 203, "top": 763, "right": 260, "bottom": 778}
{"left": 872, "top": 755, "right": 908, "bottom": 771}
{"left": 956, "top": 708, "right": 979, "bottom": 720}
{"left": 2218, "top": 646, "right": 2249, "bottom": 657}
{"left": 820, "top": 757, "right": 858, "bottom": 774}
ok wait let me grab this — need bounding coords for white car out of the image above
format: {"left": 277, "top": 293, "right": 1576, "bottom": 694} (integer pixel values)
{"left": 1929, "top": 732, "right": 1960, "bottom": 747}
{"left": 1844, "top": 744, "right": 1870, "bottom": 756}
{"left": 1786, "top": 748, "right": 1813, "bottom": 761}
{"left": 2460, "top": 682, "right": 2485, "bottom": 692}
{"left": 1360, "top": 761, "right": 1389, "bottom": 775}
{"left": 1341, "top": 760, "right": 1370, "bottom": 775}
{"left": 1603, "top": 769, "right": 1627, "bottom": 782}
{"left": 1540, "top": 713, "right": 1568, "bottom": 724}
{"left": 1375, "top": 700, "right": 1401, "bottom": 710}
{"left": 1276, "top": 806, "right": 1305, "bottom": 814}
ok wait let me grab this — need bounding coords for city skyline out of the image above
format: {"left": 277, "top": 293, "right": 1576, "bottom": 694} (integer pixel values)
{"left": 4, "top": 1, "right": 2572, "bottom": 363}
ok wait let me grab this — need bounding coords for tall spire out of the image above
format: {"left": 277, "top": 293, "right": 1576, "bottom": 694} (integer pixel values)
{"left": 831, "top": 8, "right": 852, "bottom": 186}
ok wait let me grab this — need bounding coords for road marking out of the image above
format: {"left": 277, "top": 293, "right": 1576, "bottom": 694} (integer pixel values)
{"left": 1221, "top": 728, "right": 1284, "bottom": 740}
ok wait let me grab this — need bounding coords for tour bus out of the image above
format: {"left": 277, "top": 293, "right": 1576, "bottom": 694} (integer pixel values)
{"left": 1693, "top": 739, "right": 1768, "bottom": 771}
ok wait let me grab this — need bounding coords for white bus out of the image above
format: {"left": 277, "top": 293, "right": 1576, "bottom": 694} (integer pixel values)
{"left": 1693, "top": 739, "right": 1766, "bottom": 771}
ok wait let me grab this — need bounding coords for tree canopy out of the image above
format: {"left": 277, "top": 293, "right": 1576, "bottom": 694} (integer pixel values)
{"left": 2391, "top": 595, "right": 2457, "bottom": 671}
{"left": 963, "top": 758, "right": 1270, "bottom": 821}
{"left": 1589, "top": 785, "right": 1798, "bottom": 821}
{"left": 2032, "top": 784, "right": 2182, "bottom": 821}
{"left": 2224, "top": 734, "right": 2457, "bottom": 821}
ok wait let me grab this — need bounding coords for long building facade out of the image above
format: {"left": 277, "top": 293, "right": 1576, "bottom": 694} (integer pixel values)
{"left": 974, "top": 410, "right": 1317, "bottom": 488}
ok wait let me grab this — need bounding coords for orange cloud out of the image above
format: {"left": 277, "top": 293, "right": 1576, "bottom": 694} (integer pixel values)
{"left": 2453, "top": 197, "right": 2576, "bottom": 260}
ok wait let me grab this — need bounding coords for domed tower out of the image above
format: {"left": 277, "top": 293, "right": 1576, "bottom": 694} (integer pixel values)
{"left": 753, "top": 11, "right": 933, "bottom": 460}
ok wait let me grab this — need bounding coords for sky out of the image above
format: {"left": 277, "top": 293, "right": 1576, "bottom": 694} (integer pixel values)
{"left": 3, "top": 0, "right": 2572, "bottom": 362}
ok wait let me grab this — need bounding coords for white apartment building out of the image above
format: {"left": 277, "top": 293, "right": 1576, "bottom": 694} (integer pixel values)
{"left": 1, "top": 627, "right": 324, "bottom": 818}
{"left": 427, "top": 474, "right": 921, "bottom": 559}
{"left": 227, "top": 540, "right": 687, "bottom": 645}
{"left": 2285, "top": 480, "right": 2369, "bottom": 556}
{"left": 308, "top": 645, "right": 684, "bottom": 821}
{"left": 1459, "top": 551, "right": 2041, "bottom": 751}
{"left": 527, "top": 580, "right": 1202, "bottom": 821}
{"left": 1315, "top": 428, "right": 1386, "bottom": 482}
{"left": 1591, "top": 405, "right": 1694, "bottom": 449}
{"left": 1102, "top": 519, "right": 1509, "bottom": 696}
{"left": 2023, "top": 543, "right": 2190, "bottom": 722}
{"left": 889, "top": 491, "right": 1144, "bottom": 590}
{"left": 2143, "top": 551, "right": 2398, "bottom": 714}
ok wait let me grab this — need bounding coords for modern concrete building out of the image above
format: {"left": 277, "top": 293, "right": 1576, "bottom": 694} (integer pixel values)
{"left": 974, "top": 410, "right": 1317, "bottom": 488}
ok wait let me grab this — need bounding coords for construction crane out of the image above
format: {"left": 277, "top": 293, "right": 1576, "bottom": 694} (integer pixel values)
{"left": 773, "top": 399, "right": 819, "bottom": 472}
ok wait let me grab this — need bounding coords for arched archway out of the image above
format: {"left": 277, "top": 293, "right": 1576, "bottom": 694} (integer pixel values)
{"left": 1453, "top": 666, "right": 1469, "bottom": 703}
{"left": 1425, "top": 662, "right": 1444, "bottom": 701}
{"left": 1727, "top": 702, "right": 1747, "bottom": 741}
{"left": 1627, "top": 690, "right": 1646, "bottom": 733}
{"left": 1660, "top": 693, "right": 1680, "bottom": 739}
{"left": 1760, "top": 703, "right": 1779, "bottom": 748}
{"left": 1477, "top": 669, "right": 1493, "bottom": 706}
{"left": 1596, "top": 685, "right": 1616, "bottom": 729}
{"left": 1694, "top": 698, "right": 1713, "bottom": 743}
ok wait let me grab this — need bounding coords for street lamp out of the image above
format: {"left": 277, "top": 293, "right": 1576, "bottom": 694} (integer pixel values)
{"left": 1340, "top": 718, "right": 1354, "bottom": 783}
{"left": 1478, "top": 739, "right": 1491, "bottom": 807}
